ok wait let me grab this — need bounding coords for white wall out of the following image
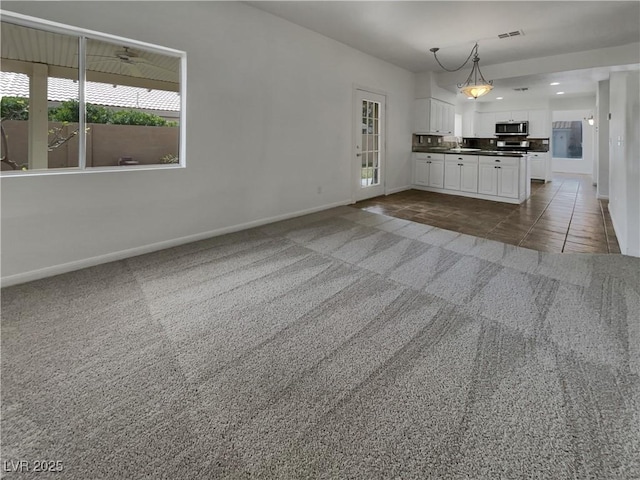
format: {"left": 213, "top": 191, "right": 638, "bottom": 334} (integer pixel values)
{"left": 0, "top": 2, "right": 415, "bottom": 284}
{"left": 609, "top": 71, "right": 640, "bottom": 257}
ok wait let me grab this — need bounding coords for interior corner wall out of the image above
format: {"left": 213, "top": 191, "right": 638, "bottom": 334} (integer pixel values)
{"left": 597, "top": 80, "right": 610, "bottom": 199}
{"left": 608, "top": 71, "right": 640, "bottom": 257}
{"left": 0, "top": 1, "right": 415, "bottom": 284}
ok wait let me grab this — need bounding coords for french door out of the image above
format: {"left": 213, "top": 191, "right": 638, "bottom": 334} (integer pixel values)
{"left": 354, "top": 89, "right": 386, "bottom": 201}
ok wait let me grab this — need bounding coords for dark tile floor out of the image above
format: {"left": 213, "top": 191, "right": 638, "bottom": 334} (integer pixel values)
{"left": 355, "top": 174, "right": 621, "bottom": 254}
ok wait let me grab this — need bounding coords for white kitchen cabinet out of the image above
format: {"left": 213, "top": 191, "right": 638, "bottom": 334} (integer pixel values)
{"left": 462, "top": 112, "right": 476, "bottom": 137}
{"left": 497, "top": 165, "right": 519, "bottom": 198}
{"left": 478, "top": 156, "right": 521, "bottom": 199}
{"left": 529, "top": 152, "right": 550, "bottom": 182}
{"left": 495, "top": 110, "right": 528, "bottom": 122}
{"left": 475, "top": 112, "right": 495, "bottom": 138}
{"left": 444, "top": 160, "right": 461, "bottom": 190}
{"left": 444, "top": 155, "right": 478, "bottom": 193}
{"left": 474, "top": 108, "right": 551, "bottom": 139}
{"left": 414, "top": 152, "right": 529, "bottom": 204}
{"left": 428, "top": 160, "right": 445, "bottom": 188}
{"left": 415, "top": 159, "right": 429, "bottom": 185}
{"left": 460, "top": 162, "right": 478, "bottom": 192}
{"left": 527, "top": 110, "right": 550, "bottom": 138}
{"left": 441, "top": 102, "right": 455, "bottom": 135}
{"left": 478, "top": 163, "right": 498, "bottom": 195}
{"left": 414, "top": 98, "right": 455, "bottom": 135}
{"left": 414, "top": 153, "right": 444, "bottom": 188}
{"left": 431, "top": 101, "right": 443, "bottom": 133}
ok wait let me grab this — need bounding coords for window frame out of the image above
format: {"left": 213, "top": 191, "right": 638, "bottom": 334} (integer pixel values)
{"left": 0, "top": 9, "right": 187, "bottom": 176}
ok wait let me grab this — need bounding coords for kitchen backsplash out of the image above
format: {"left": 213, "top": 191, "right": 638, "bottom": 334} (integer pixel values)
{"left": 412, "top": 134, "right": 549, "bottom": 152}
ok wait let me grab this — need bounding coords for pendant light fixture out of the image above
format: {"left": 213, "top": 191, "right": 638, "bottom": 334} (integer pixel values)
{"left": 430, "top": 43, "right": 493, "bottom": 99}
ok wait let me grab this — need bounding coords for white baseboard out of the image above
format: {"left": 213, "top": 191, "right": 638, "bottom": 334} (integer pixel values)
{"left": 386, "top": 185, "right": 412, "bottom": 195}
{"left": 1, "top": 199, "right": 352, "bottom": 288}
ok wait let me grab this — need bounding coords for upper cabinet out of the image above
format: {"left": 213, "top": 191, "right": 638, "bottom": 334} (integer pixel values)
{"left": 527, "top": 110, "right": 550, "bottom": 137}
{"left": 495, "top": 110, "right": 528, "bottom": 122}
{"left": 414, "top": 98, "right": 455, "bottom": 135}
{"left": 475, "top": 112, "right": 495, "bottom": 138}
{"left": 462, "top": 108, "right": 551, "bottom": 139}
{"left": 462, "top": 112, "right": 475, "bottom": 137}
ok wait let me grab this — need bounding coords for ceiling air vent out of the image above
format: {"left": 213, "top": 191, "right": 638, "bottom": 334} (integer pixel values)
{"left": 498, "top": 30, "right": 524, "bottom": 39}
{"left": 513, "top": 87, "right": 529, "bottom": 92}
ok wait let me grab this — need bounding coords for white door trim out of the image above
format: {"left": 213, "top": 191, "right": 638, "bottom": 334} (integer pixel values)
{"left": 352, "top": 86, "right": 387, "bottom": 203}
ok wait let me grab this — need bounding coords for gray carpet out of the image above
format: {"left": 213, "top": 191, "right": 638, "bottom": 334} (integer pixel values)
{"left": 2, "top": 206, "right": 639, "bottom": 479}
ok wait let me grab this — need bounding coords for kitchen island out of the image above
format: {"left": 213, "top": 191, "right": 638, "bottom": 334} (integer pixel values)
{"left": 413, "top": 149, "right": 531, "bottom": 204}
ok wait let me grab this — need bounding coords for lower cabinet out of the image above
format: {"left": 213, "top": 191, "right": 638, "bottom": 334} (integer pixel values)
{"left": 444, "top": 155, "right": 478, "bottom": 193}
{"left": 478, "top": 156, "right": 521, "bottom": 199}
{"left": 478, "top": 163, "right": 498, "bottom": 196}
{"left": 414, "top": 153, "right": 444, "bottom": 188}
{"left": 413, "top": 153, "right": 529, "bottom": 204}
{"left": 529, "top": 152, "right": 549, "bottom": 182}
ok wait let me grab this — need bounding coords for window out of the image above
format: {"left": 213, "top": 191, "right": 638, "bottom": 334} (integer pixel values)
{"left": 1, "top": 11, "right": 185, "bottom": 174}
{"left": 552, "top": 121, "right": 582, "bottom": 159}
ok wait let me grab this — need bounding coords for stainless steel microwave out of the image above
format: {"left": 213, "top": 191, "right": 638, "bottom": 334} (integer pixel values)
{"left": 495, "top": 121, "right": 529, "bottom": 136}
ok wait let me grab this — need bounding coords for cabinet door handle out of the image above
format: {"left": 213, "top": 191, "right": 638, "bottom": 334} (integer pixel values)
{"left": 427, "top": 161, "right": 431, "bottom": 164}
{"left": 495, "top": 159, "right": 501, "bottom": 162}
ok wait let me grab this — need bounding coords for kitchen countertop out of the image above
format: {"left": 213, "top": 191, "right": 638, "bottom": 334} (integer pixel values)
{"left": 412, "top": 148, "right": 548, "bottom": 157}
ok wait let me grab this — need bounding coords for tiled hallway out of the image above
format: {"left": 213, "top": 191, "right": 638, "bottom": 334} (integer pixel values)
{"left": 356, "top": 174, "right": 620, "bottom": 254}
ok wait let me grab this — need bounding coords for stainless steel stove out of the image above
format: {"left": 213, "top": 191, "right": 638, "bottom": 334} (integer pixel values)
{"left": 496, "top": 140, "right": 530, "bottom": 153}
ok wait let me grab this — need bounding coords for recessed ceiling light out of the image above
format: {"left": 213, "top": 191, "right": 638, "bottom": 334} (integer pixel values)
{"left": 556, "top": 91, "right": 565, "bottom": 95}
{"left": 496, "top": 97, "right": 504, "bottom": 100}
{"left": 550, "top": 82, "right": 560, "bottom": 86}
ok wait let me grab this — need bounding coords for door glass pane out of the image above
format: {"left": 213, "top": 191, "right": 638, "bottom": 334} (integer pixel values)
{"left": 360, "top": 99, "right": 381, "bottom": 188}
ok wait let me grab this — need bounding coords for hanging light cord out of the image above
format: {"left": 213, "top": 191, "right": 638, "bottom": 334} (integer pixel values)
{"left": 430, "top": 43, "right": 478, "bottom": 72}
